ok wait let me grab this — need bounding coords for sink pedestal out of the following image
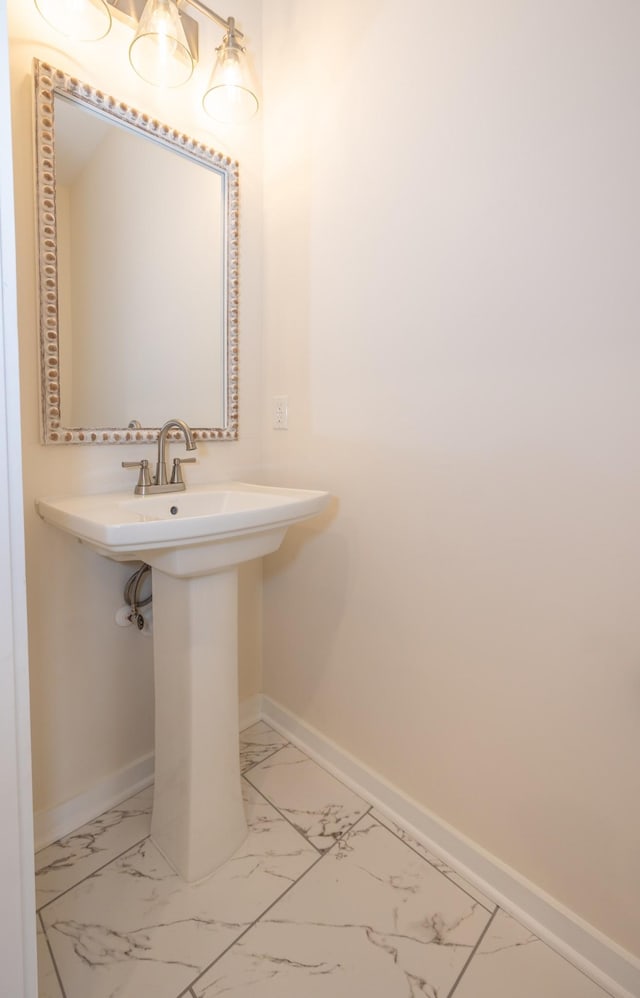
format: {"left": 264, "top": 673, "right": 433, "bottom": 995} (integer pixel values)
{"left": 150, "top": 566, "right": 247, "bottom": 882}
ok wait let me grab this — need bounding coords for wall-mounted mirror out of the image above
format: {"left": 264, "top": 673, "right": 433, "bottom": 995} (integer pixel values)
{"left": 34, "top": 60, "right": 239, "bottom": 444}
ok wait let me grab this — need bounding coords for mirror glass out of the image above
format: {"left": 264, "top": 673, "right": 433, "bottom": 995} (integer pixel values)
{"left": 34, "top": 60, "right": 239, "bottom": 444}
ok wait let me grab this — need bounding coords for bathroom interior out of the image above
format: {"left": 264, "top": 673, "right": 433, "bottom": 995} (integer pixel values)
{"left": 1, "top": 1, "right": 640, "bottom": 996}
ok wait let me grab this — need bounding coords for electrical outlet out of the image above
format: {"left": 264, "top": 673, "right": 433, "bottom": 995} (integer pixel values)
{"left": 273, "top": 395, "right": 289, "bottom": 430}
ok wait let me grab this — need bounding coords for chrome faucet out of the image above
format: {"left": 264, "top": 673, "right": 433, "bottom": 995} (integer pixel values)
{"left": 122, "top": 418, "right": 197, "bottom": 495}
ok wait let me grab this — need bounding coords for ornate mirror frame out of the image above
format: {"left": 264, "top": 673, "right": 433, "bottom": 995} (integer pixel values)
{"left": 34, "top": 60, "right": 239, "bottom": 444}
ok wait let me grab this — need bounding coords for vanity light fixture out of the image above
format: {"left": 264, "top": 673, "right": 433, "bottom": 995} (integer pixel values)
{"left": 128, "top": 0, "right": 194, "bottom": 87}
{"left": 34, "top": 0, "right": 112, "bottom": 41}
{"left": 33, "top": 0, "right": 259, "bottom": 123}
{"left": 202, "top": 14, "right": 258, "bottom": 123}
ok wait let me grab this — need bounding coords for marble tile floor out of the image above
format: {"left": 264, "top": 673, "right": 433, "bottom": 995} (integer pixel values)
{"left": 36, "top": 721, "right": 613, "bottom": 998}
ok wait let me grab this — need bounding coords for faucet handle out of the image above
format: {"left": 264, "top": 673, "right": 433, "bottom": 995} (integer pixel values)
{"left": 170, "top": 457, "right": 196, "bottom": 485}
{"left": 122, "top": 459, "right": 152, "bottom": 492}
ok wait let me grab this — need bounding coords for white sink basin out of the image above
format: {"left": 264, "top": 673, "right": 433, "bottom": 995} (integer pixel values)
{"left": 37, "top": 481, "right": 329, "bottom": 577}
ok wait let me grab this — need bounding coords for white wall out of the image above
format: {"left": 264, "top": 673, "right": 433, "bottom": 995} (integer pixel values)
{"left": 261, "top": 0, "right": 640, "bottom": 959}
{"left": 0, "top": 0, "right": 36, "bottom": 991}
{"left": 8, "top": 0, "right": 263, "bottom": 819}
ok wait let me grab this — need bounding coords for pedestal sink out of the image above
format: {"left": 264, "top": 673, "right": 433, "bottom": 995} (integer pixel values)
{"left": 37, "top": 482, "right": 329, "bottom": 881}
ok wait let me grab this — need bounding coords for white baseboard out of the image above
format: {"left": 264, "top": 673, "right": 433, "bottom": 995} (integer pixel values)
{"left": 33, "top": 695, "right": 264, "bottom": 854}
{"left": 260, "top": 695, "right": 640, "bottom": 998}
{"left": 33, "top": 752, "right": 154, "bottom": 852}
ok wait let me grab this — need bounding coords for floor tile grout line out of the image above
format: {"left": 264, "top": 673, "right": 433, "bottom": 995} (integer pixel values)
{"left": 242, "top": 773, "right": 325, "bottom": 855}
{"left": 321, "top": 806, "right": 375, "bottom": 859}
{"left": 241, "top": 739, "right": 290, "bottom": 775}
{"left": 176, "top": 987, "right": 199, "bottom": 998}
{"left": 37, "top": 832, "right": 151, "bottom": 913}
{"left": 183, "top": 847, "right": 328, "bottom": 995}
{"left": 179, "top": 784, "right": 373, "bottom": 994}
{"left": 446, "top": 905, "right": 498, "bottom": 998}
{"left": 248, "top": 730, "right": 495, "bottom": 911}
{"left": 242, "top": 770, "right": 374, "bottom": 858}
{"left": 257, "top": 725, "right": 496, "bottom": 914}
{"left": 243, "top": 736, "right": 373, "bottom": 853}
{"left": 183, "top": 807, "right": 475, "bottom": 998}
{"left": 34, "top": 788, "right": 153, "bottom": 861}
{"left": 254, "top": 734, "right": 372, "bottom": 808}
{"left": 485, "top": 909, "right": 617, "bottom": 998}
{"left": 370, "top": 812, "right": 496, "bottom": 914}
{"left": 38, "top": 909, "right": 69, "bottom": 998}
{"left": 326, "top": 807, "right": 499, "bottom": 913}
{"left": 240, "top": 719, "right": 272, "bottom": 735}
{"left": 245, "top": 733, "right": 498, "bottom": 915}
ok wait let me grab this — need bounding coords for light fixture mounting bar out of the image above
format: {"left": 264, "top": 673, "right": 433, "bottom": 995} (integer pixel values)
{"left": 180, "top": 0, "right": 244, "bottom": 39}
{"left": 105, "top": 0, "right": 139, "bottom": 17}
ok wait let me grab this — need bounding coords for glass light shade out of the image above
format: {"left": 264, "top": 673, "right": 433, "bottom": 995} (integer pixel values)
{"left": 203, "top": 37, "right": 259, "bottom": 124}
{"left": 129, "top": 0, "right": 194, "bottom": 88}
{"left": 34, "top": 0, "right": 111, "bottom": 41}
